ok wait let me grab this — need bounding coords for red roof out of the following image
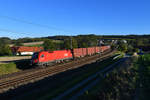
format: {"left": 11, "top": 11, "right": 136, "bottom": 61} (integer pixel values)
{"left": 11, "top": 46, "right": 43, "bottom": 52}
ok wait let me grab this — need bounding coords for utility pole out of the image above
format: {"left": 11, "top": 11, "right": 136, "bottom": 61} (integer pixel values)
{"left": 70, "top": 35, "right": 74, "bottom": 60}
{"left": 70, "top": 36, "right": 73, "bottom": 49}
{"left": 98, "top": 39, "right": 101, "bottom": 57}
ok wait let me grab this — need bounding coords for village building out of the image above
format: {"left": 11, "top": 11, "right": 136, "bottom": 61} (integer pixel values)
{"left": 11, "top": 46, "right": 43, "bottom": 55}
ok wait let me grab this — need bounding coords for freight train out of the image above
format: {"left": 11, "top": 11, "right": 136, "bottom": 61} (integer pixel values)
{"left": 31, "top": 46, "right": 110, "bottom": 66}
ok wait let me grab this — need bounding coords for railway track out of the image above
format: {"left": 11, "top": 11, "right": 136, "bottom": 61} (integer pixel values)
{"left": 0, "top": 50, "right": 115, "bottom": 93}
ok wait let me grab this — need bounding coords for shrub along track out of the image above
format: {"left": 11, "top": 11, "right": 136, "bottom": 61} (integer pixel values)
{"left": 0, "top": 50, "right": 115, "bottom": 93}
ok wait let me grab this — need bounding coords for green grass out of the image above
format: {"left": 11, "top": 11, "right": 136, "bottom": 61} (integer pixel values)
{"left": 115, "top": 51, "right": 125, "bottom": 56}
{"left": 27, "top": 44, "right": 43, "bottom": 47}
{"left": 135, "top": 54, "right": 150, "bottom": 100}
{"left": 0, "top": 63, "right": 20, "bottom": 75}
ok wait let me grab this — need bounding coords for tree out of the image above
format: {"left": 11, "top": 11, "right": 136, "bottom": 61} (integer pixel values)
{"left": 76, "top": 35, "right": 98, "bottom": 48}
{"left": 0, "top": 43, "right": 12, "bottom": 56}
{"left": 118, "top": 42, "right": 128, "bottom": 52}
{"left": 134, "top": 48, "right": 139, "bottom": 53}
{"left": 63, "top": 38, "right": 78, "bottom": 49}
{"left": 0, "top": 37, "right": 11, "bottom": 44}
{"left": 111, "top": 44, "right": 116, "bottom": 50}
{"left": 64, "top": 39, "right": 70, "bottom": 49}
{"left": 72, "top": 38, "right": 78, "bottom": 48}
{"left": 127, "top": 45, "right": 134, "bottom": 53}
{"left": 14, "top": 42, "right": 23, "bottom": 46}
{"left": 136, "top": 39, "right": 143, "bottom": 47}
{"left": 43, "top": 39, "right": 55, "bottom": 51}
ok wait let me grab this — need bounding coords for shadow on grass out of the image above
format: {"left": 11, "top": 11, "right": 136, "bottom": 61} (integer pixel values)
{"left": 14, "top": 59, "right": 33, "bottom": 70}
{"left": 0, "top": 59, "right": 33, "bottom": 70}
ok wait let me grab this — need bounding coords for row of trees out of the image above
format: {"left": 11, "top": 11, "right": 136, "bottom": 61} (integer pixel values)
{"left": 112, "top": 40, "right": 140, "bottom": 54}
{"left": 43, "top": 35, "right": 99, "bottom": 51}
{"left": 1, "top": 34, "right": 150, "bottom": 45}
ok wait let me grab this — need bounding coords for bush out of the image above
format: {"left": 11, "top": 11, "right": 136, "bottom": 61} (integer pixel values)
{"left": 43, "top": 39, "right": 55, "bottom": 51}
{"left": 0, "top": 63, "right": 20, "bottom": 75}
{"left": 0, "top": 44, "right": 12, "bottom": 56}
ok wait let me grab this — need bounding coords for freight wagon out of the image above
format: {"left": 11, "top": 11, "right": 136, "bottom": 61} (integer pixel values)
{"left": 31, "top": 46, "right": 110, "bottom": 66}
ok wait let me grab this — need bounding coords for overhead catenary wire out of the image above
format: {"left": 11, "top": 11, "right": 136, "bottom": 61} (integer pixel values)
{"left": 0, "top": 15, "right": 77, "bottom": 48}
{"left": 0, "top": 28, "right": 31, "bottom": 35}
{"left": 0, "top": 15, "right": 76, "bottom": 34}
{"left": 0, "top": 28, "right": 48, "bottom": 39}
{"left": 0, "top": 15, "right": 77, "bottom": 41}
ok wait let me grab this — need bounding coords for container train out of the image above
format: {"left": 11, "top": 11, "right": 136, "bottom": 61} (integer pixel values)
{"left": 31, "top": 46, "right": 110, "bottom": 66}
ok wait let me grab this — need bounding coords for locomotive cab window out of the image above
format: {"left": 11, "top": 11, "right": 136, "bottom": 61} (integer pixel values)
{"left": 41, "top": 54, "right": 44, "bottom": 58}
{"left": 32, "top": 53, "right": 38, "bottom": 59}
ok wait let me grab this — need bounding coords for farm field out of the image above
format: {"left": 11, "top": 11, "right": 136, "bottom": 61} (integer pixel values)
{"left": 9, "top": 40, "right": 62, "bottom": 47}
{"left": 0, "top": 56, "right": 31, "bottom": 64}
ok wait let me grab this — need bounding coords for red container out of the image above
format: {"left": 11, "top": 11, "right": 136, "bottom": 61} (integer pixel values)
{"left": 73, "top": 48, "right": 83, "bottom": 57}
{"left": 73, "top": 48, "right": 84, "bottom": 57}
{"left": 100, "top": 47, "right": 104, "bottom": 52}
{"left": 99, "top": 46, "right": 110, "bottom": 53}
{"left": 95, "top": 47, "right": 100, "bottom": 53}
{"left": 92, "top": 47, "right": 96, "bottom": 54}
{"left": 73, "top": 48, "right": 88, "bottom": 57}
{"left": 87, "top": 47, "right": 95, "bottom": 55}
{"left": 82, "top": 48, "right": 87, "bottom": 56}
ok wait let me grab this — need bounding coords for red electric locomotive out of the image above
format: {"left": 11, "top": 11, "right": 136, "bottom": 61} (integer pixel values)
{"left": 31, "top": 50, "right": 72, "bottom": 66}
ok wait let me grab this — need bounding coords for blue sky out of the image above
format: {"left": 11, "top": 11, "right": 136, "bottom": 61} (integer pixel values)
{"left": 0, "top": 0, "right": 150, "bottom": 38}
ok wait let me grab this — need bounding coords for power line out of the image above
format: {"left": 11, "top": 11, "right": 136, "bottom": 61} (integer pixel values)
{"left": 0, "top": 15, "right": 75, "bottom": 34}
{"left": 0, "top": 28, "right": 46, "bottom": 39}
{"left": 0, "top": 15, "right": 75, "bottom": 41}
{"left": 0, "top": 28, "right": 32, "bottom": 35}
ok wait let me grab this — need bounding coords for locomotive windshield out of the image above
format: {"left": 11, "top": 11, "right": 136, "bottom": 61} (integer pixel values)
{"left": 32, "top": 52, "right": 38, "bottom": 59}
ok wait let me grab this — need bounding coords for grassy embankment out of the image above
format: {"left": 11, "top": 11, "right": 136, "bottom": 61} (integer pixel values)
{"left": 78, "top": 54, "right": 150, "bottom": 100}
{"left": 0, "top": 63, "right": 20, "bottom": 76}
{"left": 77, "top": 57, "right": 136, "bottom": 100}
{"left": 135, "top": 54, "right": 150, "bottom": 100}
{"left": 0, "top": 59, "right": 31, "bottom": 75}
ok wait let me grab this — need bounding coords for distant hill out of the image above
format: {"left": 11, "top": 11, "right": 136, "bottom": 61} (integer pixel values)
{"left": 1, "top": 34, "right": 150, "bottom": 46}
